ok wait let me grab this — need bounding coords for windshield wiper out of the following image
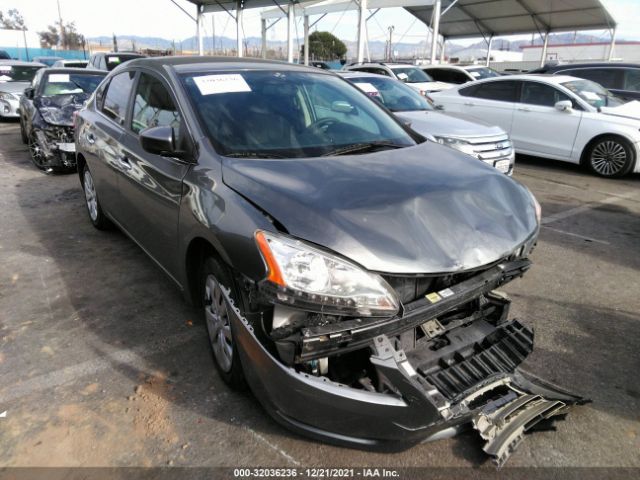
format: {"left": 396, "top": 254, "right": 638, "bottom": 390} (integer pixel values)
{"left": 322, "top": 142, "right": 406, "bottom": 157}
{"left": 225, "top": 152, "right": 285, "bottom": 159}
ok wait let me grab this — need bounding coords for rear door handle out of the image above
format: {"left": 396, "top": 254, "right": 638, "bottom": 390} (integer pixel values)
{"left": 118, "top": 154, "right": 132, "bottom": 170}
{"left": 517, "top": 107, "right": 531, "bottom": 112}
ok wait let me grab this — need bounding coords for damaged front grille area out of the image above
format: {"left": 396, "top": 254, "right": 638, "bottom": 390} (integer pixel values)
{"left": 416, "top": 320, "right": 534, "bottom": 400}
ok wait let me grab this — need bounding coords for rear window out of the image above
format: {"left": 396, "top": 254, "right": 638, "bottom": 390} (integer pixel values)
{"left": 105, "top": 54, "right": 142, "bottom": 71}
{"left": 0, "top": 65, "right": 43, "bottom": 83}
{"left": 460, "top": 80, "right": 518, "bottom": 102}
{"left": 427, "top": 68, "right": 469, "bottom": 84}
{"left": 560, "top": 68, "right": 622, "bottom": 90}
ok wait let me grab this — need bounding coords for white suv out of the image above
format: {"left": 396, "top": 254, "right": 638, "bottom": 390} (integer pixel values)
{"left": 342, "top": 62, "right": 454, "bottom": 95}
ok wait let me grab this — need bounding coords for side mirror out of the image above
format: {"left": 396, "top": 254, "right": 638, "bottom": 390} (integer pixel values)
{"left": 555, "top": 100, "right": 572, "bottom": 112}
{"left": 140, "top": 126, "right": 177, "bottom": 156}
{"left": 434, "top": 104, "right": 445, "bottom": 111}
{"left": 331, "top": 100, "right": 356, "bottom": 114}
{"left": 24, "top": 87, "right": 34, "bottom": 99}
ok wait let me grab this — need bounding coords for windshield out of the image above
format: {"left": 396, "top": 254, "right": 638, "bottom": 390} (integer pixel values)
{"left": 391, "top": 67, "right": 433, "bottom": 83}
{"left": 467, "top": 67, "right": 501, "bottom": 80}
{"left": 106, "top": 54, "right": 142, "bottom": 71}
{"left": 181, "top": 70, "right": 416, "bottom": 158}
{"left": 562, "top": 79, "right": 625, "bottom": 108}
{"left": 42, "top": 73, "right": 105, "bottom": 96}
{"left": 0, "top": 65, "right": 42, "bottom": 83}
{"left": 349, "top": 76, "right": 432, "bottom": 112}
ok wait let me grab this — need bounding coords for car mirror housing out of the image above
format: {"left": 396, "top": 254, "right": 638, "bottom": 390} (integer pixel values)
{"left": 140, "top": 126, "right": 178, "bottom": 157}
{"left": 555, "top": 100, "right": 572, "bottom": 112}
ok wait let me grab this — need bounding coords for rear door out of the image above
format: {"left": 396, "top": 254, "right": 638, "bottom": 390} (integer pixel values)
{"left": 83, "top": 70, "right": 136, "bottom": 217}
{"left": 510, "top": 80, "right": 582, "bottom": 159}
{"left": 115, "top": 70, "right": 192, "bottom": 278}
{"left": 457, "top": 80, "right": 519, "bottom": 133}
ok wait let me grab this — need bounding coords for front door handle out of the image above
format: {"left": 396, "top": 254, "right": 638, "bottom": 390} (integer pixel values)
{"left": 118, "top": 154, "right": 132, "bottom": 170}
{"left": 86, "top": 132, "right": 96, "bottom": 144}
{"left": 517, "top": 107, "right": 531, "bottom": 112}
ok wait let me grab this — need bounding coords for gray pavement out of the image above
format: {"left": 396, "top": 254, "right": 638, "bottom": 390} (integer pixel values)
{"left": 0, "top": 119, "right": 639, "bottom": 470}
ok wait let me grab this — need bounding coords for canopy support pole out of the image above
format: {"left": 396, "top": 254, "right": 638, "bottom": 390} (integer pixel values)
{"left": 486, "top": 35, "right": 493, "bottom": 66}
{"left": 236, "top": 0, "right": 243, "bottom": 57}
{"left": 287, "top": 2, "right": 294, "bottom": 63}
{"left": 608, "top": 27, "right": 617, "bottom": 61}
{"left": 261, "top": 18, "right": 267, "bottom": 58}
{"left": 303, "top": 15, "right": 310, "bottom": 65}
{"left": 430, "top": 0, "right": 441, "bottom": 64}
{"left": 540, "top": 31, "right": 549, "bottom": 67}
{"left": 440, "top": 37, "right": 446, "bottom": 62}
{"left": 196, "top": 3, "right": 204, "bottom": 55}
{"left": 356, "top": 0, "right": 368, "bottom": 63}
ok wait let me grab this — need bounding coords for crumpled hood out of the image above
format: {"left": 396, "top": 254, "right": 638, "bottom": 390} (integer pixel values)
{"left": 396, "top": 110, "right": 505, "bottom": 139}
{"left": 34, "top": 93, "right": 89, "bottom": 126}
{"left": 600, "top": 100, "right": 640, "bottom": 121}
{"left": 222, "top": 142, "right": 538, "bottom": 274}
{"left": 0, "top": 81, "right": 29, "bottom": 95}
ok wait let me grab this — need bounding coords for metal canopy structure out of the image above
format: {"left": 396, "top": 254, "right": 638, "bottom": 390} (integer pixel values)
{"left": 406, "top": 0, "right": 618, "bottom": 66}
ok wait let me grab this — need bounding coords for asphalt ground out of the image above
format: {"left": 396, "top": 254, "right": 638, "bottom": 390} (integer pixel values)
{"left": 0, "top": 119, "right": 639, "bottom": 477}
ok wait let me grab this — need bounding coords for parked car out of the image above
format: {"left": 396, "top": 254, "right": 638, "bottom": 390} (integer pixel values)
{"left": 52, "top": 59, "right": 89, "bottom": 68}
{"left": 32, "top": 56, "right": 64, "bottom": 67}
{"left": 343, "top": 62, "right": 454, "bottom": 95}
{"left": 87, "top": 51, "right": 145, "bottom": 71}
{"left": 340, "top": 71, "right": 514, "bottom": 174}
{"left": 19, "top": 68, "right": 107, "bottom": 171}
{"left": 0, "top": 50, "right": 11, "bottom": 60}
{"left": 431, "top": 74, "right": 640, "bottom": 177}
{"left": 0, "top": 60, "right": 45, "bottom": 118}
{"left": 529, "top": 62, "right": 640, "bottom": 102}
{"left": 75, "top": 56, "right": 582, "bottom": 464}
{"left": 421, "top": 64, "right": 502, "bottom": 84}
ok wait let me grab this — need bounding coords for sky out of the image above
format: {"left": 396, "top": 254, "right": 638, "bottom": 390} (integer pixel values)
{"left": 0, "top": 0, "right": 638, "bottom": 47}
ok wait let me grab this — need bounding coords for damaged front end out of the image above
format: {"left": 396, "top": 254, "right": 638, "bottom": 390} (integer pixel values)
{"left": 28, "top": 94, "right": 85, "bottom": 171}
{"left": 225, "top": 243, "right": 585, "bottom": 466}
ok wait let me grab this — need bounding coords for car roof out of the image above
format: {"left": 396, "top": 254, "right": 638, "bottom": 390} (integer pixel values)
{"left": 118, "top": 55, "right": 326, "bottom": 75}
{"left": 43, "top": 67, "right": 106, "bottom": 74}
{"left": 338, "top": 71, "right": 387, "bottom": 79}
{"left": 467, "top": 74, "right": 578, "bottom": 85}
{"left": 0, "top": 60, "right": 46, "bottom": 67}
{"left": 542, "top": 62, "right": 640, "bottom": 71}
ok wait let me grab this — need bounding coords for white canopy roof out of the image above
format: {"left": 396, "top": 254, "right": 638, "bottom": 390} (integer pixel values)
{"left": 260, "top": 0, "right": 432, "bottom": 20}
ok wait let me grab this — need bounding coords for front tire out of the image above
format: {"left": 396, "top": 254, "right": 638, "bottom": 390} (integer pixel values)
{"left": 586, "top": 135, "right": 635, "bottom": 178}
{"left": 81, "top": 164, "right": 111, "bottom": 230}
{"left": 200, "top": 256, "right": 246, "bottom": 390}
{"left": 28, "top": 132, "right": 48, "bottom": 170}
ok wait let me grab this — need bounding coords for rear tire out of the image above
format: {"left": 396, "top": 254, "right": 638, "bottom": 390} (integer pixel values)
{"left": 81, "top": 164, "right": 112, "bottom": 230}
{"left": 585, "top": 135, "right": 635, "bottom": 178}
{"left": 200, "top": 256, "right": 247, "bottom": 390}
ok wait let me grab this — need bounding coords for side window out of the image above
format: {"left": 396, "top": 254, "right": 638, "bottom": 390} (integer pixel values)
{"left": 467, "top": 81, "right": 518, "bottom": 102}
{"left": 623, "top": 69, "right": 640, "bottom": 91}
{"left": 520, "top": 81, "right": 572, "bottom": 107}
{"left": 101, "top": 71, "right": 136, "bottom": 125}
{"left": 131, "top": 73, "right": 181, "bottom": 135}
{"left": 561, "top": 68, "right": 621, "bottom": 89}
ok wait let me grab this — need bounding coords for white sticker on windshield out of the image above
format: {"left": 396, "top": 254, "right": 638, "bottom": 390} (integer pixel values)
{"left": 109, "top": 56, "right": 120, "bottom": 63}
{"left": 397, "top": 73, "right": 409, "bottom": 80}
{"left": 49, "top": 73, "right": 70, "bottom": 83}
{"left": 470, "top": 71, "right": 481, "bottom": 77}
{"left": 0, "top": 66, "right": 12, "bottom": 72}
{"left": 582, "top": 91, "right": 600, "bottom": 101}
{"left": 355, "top": 82, "right": 379, "bottom": 94}
{"left": 194, "top": 74, "right": 251, "bottom": 95}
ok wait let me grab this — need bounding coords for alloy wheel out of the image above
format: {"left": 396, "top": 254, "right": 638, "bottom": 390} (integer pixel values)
{"left": 204, "top": 274, "right": 234, "bottom": 373}
{"left": 28, "top": 134, "right": 47, "bottom": 169}
{"left": 590, "top": 140, "right": 628, "bottom": 176}
{"left": 83, "top": 169, "right": 99, "bottom": 222}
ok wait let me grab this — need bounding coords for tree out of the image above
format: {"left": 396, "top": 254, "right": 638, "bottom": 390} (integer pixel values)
{"left": 303, "top": 31, "right": 347, "bottom": 60}
{"left": 38, "top": 21, "right": 85, "bottom": 50}
{"left": 0, "top": 9, "right": 26, "bottom": 30}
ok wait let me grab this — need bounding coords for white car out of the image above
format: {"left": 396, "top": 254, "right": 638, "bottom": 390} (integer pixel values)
{"left": 431, "top": 74, "right": 640, "bottom": 177}
{"left": 422, "top": 64, "right": 502, "bottom": 84}
{"left": 343, "top": 62, "right": 454, "bottom": 95}
{"left": 0, "top": 60, "right": 45, "bottom": 118}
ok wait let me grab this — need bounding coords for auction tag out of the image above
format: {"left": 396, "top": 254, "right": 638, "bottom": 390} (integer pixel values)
{"left": 470, "top": 71, "right": 481, "bottom": 77}
{"left": 582, "top": 91, "right": 600, "bottom": 101}
{"left": 356, "top": 82, "right": 379, "bottom": 95}
{"left": 194, "top": 74, "right": 251, "bottom": 95}
{"left": 49, "top": 74, "right": 70, "bottom": 82}
{"left": 425, "top": 292, "right": 441, "bottom": 303}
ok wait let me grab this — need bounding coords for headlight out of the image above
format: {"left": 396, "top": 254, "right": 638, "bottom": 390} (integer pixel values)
{"left": 434, "top": 136, "right": 478, "bottom": 157}
{"left": 38, "top": 107, "right": 73, "bottom": 126}
{"left": 0, "top": 92, "right": 18, "bottom": 101}
{"left": 255, "top": 231, "right": 399, "bottom": 317}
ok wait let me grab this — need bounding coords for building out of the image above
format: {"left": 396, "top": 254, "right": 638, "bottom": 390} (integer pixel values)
{"left": 522, "top": 41, "right": 640, "bottom": 63}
